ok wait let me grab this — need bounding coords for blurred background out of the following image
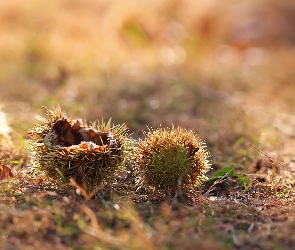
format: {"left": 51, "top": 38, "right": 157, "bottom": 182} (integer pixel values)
{"left": 1, "top": 0, "right": 295, "bottom": 166}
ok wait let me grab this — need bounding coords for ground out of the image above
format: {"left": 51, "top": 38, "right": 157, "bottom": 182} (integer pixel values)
{"left": 1, "top": 0, "right": 295, "bottom": 249}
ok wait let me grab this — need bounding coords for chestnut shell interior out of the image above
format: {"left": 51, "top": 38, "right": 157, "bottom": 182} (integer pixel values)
{"left": 49, "top": 119, "right": 110, "bottom": 147}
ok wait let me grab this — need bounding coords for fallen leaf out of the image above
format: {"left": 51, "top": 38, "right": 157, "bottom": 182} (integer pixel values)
{"left": 0, "top": 165, "right": 13, "bottom": 180}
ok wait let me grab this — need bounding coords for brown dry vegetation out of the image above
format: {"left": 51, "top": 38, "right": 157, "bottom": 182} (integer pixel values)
{"left": 1, "top": 0, "right": 295, "bottom": 249}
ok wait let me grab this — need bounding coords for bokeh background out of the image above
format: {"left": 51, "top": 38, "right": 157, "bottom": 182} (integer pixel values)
{"left": 1, "top": 0, "right": 295, "bottom": 166}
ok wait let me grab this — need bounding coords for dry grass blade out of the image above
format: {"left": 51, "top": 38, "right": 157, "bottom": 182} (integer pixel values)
{"left": 69, "top": 178, "right": 102, "bottom": 201}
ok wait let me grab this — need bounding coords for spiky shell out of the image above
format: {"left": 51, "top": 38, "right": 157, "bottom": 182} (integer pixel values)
{"left": 28, "top": 107, "right": 131, "bottom": 190}
{"left": 133, "top": 126, "right": 211, "bottom": 192}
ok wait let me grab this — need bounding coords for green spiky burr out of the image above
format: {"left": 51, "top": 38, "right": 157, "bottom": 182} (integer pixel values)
{"left": 133, "top": 126, "right": 211, "bottom": 192}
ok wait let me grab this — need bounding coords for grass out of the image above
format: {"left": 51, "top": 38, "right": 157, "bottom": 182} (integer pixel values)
{"left": 1, "top": 0, "right": 295, "bottom": 249}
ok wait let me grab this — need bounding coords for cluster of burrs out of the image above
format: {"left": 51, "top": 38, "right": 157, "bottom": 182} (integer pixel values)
{"left": 28, "top": 107, "right": 211, "bottom": 192}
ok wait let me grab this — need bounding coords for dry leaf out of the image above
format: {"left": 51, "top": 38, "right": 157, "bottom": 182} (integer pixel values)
{"left": 0, "top": 165, "right": 13, "bottom": 180}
